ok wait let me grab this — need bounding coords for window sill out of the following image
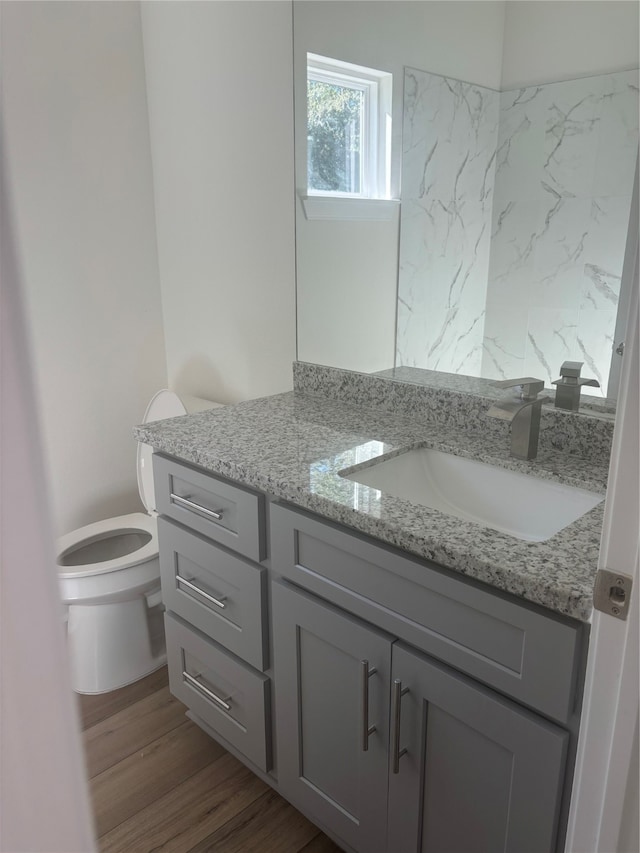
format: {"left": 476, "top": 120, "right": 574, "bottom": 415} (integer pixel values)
{"left": 301, "top": 195, "right": 400, "bottom": 222}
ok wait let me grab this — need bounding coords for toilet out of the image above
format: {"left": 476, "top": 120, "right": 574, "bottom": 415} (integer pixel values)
{"left": 57, "top": 390, "right": 215, "bottom": 694}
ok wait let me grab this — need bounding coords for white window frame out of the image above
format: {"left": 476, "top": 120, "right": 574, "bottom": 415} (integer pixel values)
{"left": 306, "top": 53, "right": 392, "bottom": 203}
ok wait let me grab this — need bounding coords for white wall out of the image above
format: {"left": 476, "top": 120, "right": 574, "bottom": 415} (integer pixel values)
{"left": 297, "top": 209, "right": 400, "bottom": 373}
{"left": 502, "top": 1, "right": 640, "bottom": 90}
{"left": 294, "top": 1, "right": 506, "bottom": 372}
{"left": 2, "top": 1, "right": 168, "bottom": 537}
{"left": 141, "top": 1, "right": 296, "bottom": 404}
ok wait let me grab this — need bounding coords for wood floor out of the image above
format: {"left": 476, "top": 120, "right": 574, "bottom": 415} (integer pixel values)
{"left": 79, "top": 667, "right": 342, "bottom": 853}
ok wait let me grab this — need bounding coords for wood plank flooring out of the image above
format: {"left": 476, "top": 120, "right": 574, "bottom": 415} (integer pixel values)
{"left": 79, "top": 668, "right": 342, "bottom": 853}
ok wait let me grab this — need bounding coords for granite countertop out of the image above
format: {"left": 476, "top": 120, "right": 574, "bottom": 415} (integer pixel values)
{"left": 375, "top": 365, "right": 618, "bottom": 417}
{"left": 135, "top": 391, "right": 608, "bottom": 623}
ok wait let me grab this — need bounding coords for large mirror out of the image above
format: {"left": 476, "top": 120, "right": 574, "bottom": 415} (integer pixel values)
{"left": 294, "top": 1, "right": 639, "bottom": 403}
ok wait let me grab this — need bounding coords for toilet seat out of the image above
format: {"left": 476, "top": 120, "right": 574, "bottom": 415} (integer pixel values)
{"left": 58, "top": 513, "right": 160, "bottom": 606}
{"left": 57, "top": 512, "right": 158, "bottom": 578}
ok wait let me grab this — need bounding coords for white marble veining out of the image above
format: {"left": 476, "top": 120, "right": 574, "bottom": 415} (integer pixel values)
{"left": 397, "top": 68, "right": 499, "bottom": 375}
{"left": 396, "top": 66, "right": 638, "bottom": 395}
{"left": 482, "top": 70, "right": 638, "bottom": 391}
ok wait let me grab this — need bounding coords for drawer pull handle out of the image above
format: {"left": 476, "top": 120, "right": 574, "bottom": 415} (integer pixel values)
{"left": 183, "top": 671, "right": 231, "bottom": 711}
{"left": 360, "top": 659, "right": 378, "bottom": 752}
{"left": 176, "top": 575, "right": 227, "bottom": 609}
{"left": 170, "top": 493, "right": 224, "bottom": 521}
{"left": 391, "top": 678, "right": 409, "bottom": 774}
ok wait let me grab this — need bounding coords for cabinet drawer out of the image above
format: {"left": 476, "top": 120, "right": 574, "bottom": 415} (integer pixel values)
{"left": 159, "top": 517, "right": 268, "bottom": 671}
{"left": 165, "top": 612, "right": 271, "bottom": 772}
{"left": 271, "top": 503, "right": 584, "bottom": 724}
{"left": 153, "top": 454, "right": 266, "bottom": 562}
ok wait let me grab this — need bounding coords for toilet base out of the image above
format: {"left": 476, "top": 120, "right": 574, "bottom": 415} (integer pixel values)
{"left": 67, "top": 595, "right": 166, "bottom": 694}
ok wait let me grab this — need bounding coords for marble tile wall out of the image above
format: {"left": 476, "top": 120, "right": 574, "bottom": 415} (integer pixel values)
{"left": 396, "top": 68, "right": 500, "bottom": 375}
{"left": 398, "top": 68, "right": 638, "bottom": 396}
{"left": 482, "top": 70, "right": 638, "bottom": 393}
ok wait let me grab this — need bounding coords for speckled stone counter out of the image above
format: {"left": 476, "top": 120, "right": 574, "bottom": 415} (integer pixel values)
{"left": 293, "top": 362, "right": 615, "bottom": 465}
{"left": 135, "top": 389, "right": 608, "bottom": 623}
{"left": 374, "top": 365, "right": 618, "bottom": 416}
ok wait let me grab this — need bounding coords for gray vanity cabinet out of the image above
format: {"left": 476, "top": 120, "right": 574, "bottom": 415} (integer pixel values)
{"left": 152, "top": 455, "right": 582, "bottom": 853}
{"left": 388, "top": 643, "right": 568, "bottom": 853}
{"left": 272, "top": 580, "right": 392, "bottom": 853}
{"left": 273, "top": 580, "right": 569, "bottom": 853}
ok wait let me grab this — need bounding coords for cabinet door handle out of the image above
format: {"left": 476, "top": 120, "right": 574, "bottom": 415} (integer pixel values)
{"left": 170, "top": 492, "right": 224, "bottom": 521}
{"left": 391, "top": 678, "right": 409, "bottom": 773}
{"left": 176, "top": 575, "right": 227, "bottom": 609}
{"left": 360, "top": 660, "right": 378, "bottom": 751}
{"left": 183, "top": 671, "right": 231, "bottom": 711}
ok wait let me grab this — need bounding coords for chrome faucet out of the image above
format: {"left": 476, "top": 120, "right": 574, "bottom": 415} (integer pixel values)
{"left": 552, "top": 361, "right": 600, "bottom": 411}
{"left": 487, "top": 378, "right": 551, "bottom": 460}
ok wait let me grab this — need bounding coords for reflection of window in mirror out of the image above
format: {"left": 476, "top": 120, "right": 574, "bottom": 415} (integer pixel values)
{"left": 307, "top": 53, "right": 392, "bottom": 200}
{"left": 309, "top": 440, "right": 385, "bottom": 512}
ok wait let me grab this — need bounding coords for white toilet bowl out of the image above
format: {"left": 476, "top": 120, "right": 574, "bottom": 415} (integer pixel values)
{"left": 56, "top": 390, "right": 196, "bottom": 694}
{"left": 58, "top": 512, "right": 165, "bottom": 694}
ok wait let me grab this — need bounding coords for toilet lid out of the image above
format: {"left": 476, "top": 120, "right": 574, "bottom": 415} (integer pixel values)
{"left": 137, "top": 390, "right": 187, "bottom": 513}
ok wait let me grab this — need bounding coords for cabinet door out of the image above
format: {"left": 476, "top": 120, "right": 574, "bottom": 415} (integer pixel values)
{"left": 388, "top": 643, "right": 568, "bottom": 853}
{"left": 273, "top": 581, "right": 392, "bottom": 853}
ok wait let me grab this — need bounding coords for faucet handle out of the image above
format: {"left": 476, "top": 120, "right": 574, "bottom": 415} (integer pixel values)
{"left": 552, "top": 361, "right": 600, "bottom": 389}
{"left": 493, "top": 377, "right": 545, "bottom": 400}
{"left": 559, "top": 361, "right": 583, "bottom": 379}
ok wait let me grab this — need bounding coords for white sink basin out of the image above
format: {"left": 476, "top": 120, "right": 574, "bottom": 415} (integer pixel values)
{"left": 342, "top": 448, "right": 604, "bottom": 542}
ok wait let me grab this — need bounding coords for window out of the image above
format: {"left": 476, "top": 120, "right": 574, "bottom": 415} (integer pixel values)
{"left": 306, "top": 54, "right": 392, "bottom": 201}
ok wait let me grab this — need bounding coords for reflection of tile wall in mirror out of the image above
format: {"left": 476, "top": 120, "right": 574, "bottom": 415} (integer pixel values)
{"left": 397, "top": 68, "right": 499, "bottom": 376}
{"left": 483, "top": 70, "right": 638, "bottom": 393}
{"left": 398, "top": 68, "right": 639, "bottom": 397}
